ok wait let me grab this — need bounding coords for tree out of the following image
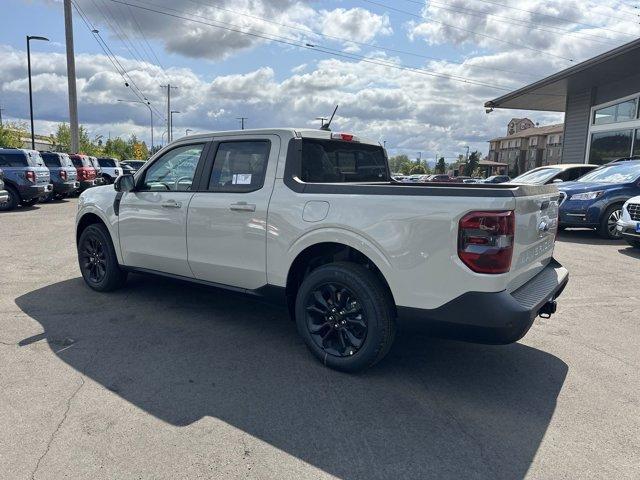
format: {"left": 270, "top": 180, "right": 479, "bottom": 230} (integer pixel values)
{"left": 435, "top": 157, "right": 447, "bottom": 174}
{"left": 464, "top": 150, "right": 481, "bottom": 176}
{"left": 0, "top": 122, "right": 27, "bottom": 148}
{"left": 409, "top": 164, "right": 426, "bottom": 174}
{"left": 388, "top": 154, "right": 411, "bottom": 174}
{"left": 53, "top": 123, "right": 101, "bottom": 155}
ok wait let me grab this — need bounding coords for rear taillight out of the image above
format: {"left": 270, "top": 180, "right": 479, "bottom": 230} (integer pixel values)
{"left": 60, "top": 170, "right": 67, "bottom": 181}
{"left": 458, "top": 210, "right": 515, "bottom": 274}
{"left": 25, "top": 170, "right": 36, "bottom": 183}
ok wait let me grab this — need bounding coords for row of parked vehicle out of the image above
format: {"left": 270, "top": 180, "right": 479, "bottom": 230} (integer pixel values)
{"left": 509, "top": 159, "right": 640, "bottom": 244}
{"left": 0, "top": 148, "right": 145, "bottom": 211}
{"left": 392, "top": 173, "right": 512, "bottom": 184}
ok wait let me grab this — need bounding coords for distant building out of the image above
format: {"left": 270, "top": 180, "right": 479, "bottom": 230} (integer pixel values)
{"left": 485, "top": 38, "right": 640, "bottom": 165}
{"left": 487, "top": 121, "right": 564, "bottom": 176}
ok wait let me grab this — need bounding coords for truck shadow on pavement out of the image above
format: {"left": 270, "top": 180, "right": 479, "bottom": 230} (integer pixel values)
{"left": 16, "top": 275, "right": 568, "bottom": 480}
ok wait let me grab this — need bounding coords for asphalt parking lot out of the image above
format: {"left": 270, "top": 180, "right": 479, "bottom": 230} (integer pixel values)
{"left": 1, "top": 198, "right": 639, "bottom": 480}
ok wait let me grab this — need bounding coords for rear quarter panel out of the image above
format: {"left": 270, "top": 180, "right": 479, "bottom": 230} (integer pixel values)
{"left": 267, "top": 181, "right": 519, "bottom": 310}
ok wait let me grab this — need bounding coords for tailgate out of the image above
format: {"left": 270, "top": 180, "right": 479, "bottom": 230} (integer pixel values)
{"left": 508, "top": 187, "right": 560, "bottom": 291}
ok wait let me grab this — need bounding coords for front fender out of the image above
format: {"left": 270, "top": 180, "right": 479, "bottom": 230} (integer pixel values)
{"left": 76, "top": 187, "right": 122, "bottom": 264}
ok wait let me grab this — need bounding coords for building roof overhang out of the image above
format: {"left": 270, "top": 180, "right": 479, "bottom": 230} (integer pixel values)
{"left": 485, "top": 38, "right": 640, "bottom": 112}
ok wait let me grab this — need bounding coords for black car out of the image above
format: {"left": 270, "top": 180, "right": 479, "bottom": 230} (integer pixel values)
{"left": 0, "top": 148, "right": 52, "bottom": 211}
{"left": 40, "top": 152, "right": 80, "bottom": 201}
{"left": 120, "top": 160, "right": 146, "bottom": 172}
{"left": 483, "top": 175, "right": 511, "bottom": 184}
{"left": 0, "top": 168, "right": 8, "bottom": 206}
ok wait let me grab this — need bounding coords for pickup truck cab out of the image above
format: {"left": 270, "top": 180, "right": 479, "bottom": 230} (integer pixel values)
{"left": 0, "top": 148, "right": 52, "bottom": 210}
{"left": 76, "top": 128, "right": 568, "bottom": 371}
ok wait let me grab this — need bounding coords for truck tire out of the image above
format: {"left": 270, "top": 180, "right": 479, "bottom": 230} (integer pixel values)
{"left": 295, "top": 261, "right": 396, "bottom": 372}
{"left": 78, "top": 223, "right": 128, "bottom": 292}
{"left": 0, "top": 185, "right": 19, "bottom": 211}
{"left": 597, "top": 204, "right": 623, "bottom": 239}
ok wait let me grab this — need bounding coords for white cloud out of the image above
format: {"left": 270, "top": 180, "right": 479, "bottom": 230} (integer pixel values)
{"left": 319, "top": 8, "right": 392, "bottom": 45}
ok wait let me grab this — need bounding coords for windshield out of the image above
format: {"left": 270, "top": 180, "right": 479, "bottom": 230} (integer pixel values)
{"left": 577, "top": 163, "right": 640, "bottom": 184}
{"left": 300, "top": 139, "right": 389, "bottom": 183}
{"left": 512, "top": 168, "right": 561, "bottom": 184}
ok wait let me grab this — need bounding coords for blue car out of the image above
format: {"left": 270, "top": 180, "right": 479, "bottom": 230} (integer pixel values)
{"left": 558, "top": 160, "right": 640, "bottom": 239}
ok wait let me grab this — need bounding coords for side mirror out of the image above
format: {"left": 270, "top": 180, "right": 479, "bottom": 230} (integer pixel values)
{"left": 114, "top": 174, "right": 135, "bottom": 192}
{"left": 552, "top": 178, "right": 564, "bottom": 184}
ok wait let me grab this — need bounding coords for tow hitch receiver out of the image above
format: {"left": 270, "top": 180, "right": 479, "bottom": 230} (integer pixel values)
{"left": 539, "top": 300, "right": 557, "bottom": 319}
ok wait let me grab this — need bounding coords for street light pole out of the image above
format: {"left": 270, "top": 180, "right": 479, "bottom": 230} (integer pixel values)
{"left": 26, "top": 35, "right": 49, "bottom": 150}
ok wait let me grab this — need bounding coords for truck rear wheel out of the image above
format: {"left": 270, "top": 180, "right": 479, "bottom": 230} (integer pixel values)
{"left": 295, "top": 261, "right": 396, "bottom": 372}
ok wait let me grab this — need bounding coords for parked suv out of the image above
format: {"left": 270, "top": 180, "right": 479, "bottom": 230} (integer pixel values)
{"left": 76, "top": 128, "right": 567, "bottom": 372}
{"left": 88, "top": 157, "right": 106, "bottom": 186}
{"left": 96, "top": 157, "right": 122, "bottom": 184}
{"left": 69, "top": 154, "right": 98, "bottom": 191}
{"left": 0, "top": 168, "right": 8, "bottom": 206}
{"left": 40, "top": 152, "right": 80, "bottom": 201}
{"left": 616, "top": 195, "right": 640, "bottom": 248}
{"left": 0, "top": 148, "right": 52, "bottom": 211}
{"left": 558, "top": 161, "right": 640, "bottom": 239}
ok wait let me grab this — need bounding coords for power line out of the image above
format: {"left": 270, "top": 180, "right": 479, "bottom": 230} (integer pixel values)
{"left": 462, "top": 0, "right": 639, "bottom": 33}
{"left": 181, "top": 0, "right": 538, "bottom": 79}
{"left": 72, "top": 0, "right": 165, "bottom": 121}
{"left": 397, "top": 0, "right": 626, "bottom": 46}
{"left": 107, "top": 0, "right": 529, "bottom": 92}
{"left": 361, "top": 0, "right": 575, "bottom": 62}
{"left": 127, "top": 3, "right": 168, "bottom": 77}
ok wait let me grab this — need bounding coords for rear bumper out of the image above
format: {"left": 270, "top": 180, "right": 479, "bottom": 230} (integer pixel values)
{"left": 53, "top": 181, "right": 80, "bottom": 194}
{"left": 79, "top": 179, "right": 98, "bottom": 190}
{"left": 397, "top": 259, "right": 569, "bottom": 344}
{"left": 18, "top": 183, "right": 53, "bottom": 200}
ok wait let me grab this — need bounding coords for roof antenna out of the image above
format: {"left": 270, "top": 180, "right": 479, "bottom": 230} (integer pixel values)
{"left": 320, "top": 105, "right": 338, "bottom": 131}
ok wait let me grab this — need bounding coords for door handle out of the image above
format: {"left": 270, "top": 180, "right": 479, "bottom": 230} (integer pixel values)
{"left": 161, "top": 200, "right": 182, "bottom": 208}
{"left": 230, "top": 202, "right": 256, "bottom": 212}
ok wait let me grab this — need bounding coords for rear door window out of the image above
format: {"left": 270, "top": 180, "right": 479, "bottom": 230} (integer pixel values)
{"left": 208, "top": 141, "right": 270, "bottom": 192}
{"left": 301, "top": 139, "right": 388, "bottom": 183}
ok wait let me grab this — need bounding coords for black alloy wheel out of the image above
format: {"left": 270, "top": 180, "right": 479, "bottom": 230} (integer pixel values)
{"left": 80, "top": 235, "right": 108, "bottom": 284}
{"left": 305, "top": 283, "right": 367, "bottom": 357}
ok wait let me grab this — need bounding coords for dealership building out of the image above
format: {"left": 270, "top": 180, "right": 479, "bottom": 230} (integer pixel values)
{"left": 485, "top": 38, "right": 640, "bottom": 165}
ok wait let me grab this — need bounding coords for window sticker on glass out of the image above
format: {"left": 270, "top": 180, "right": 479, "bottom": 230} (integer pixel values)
{"left": 233, "top": 173, "right": 252, "bottom": 185}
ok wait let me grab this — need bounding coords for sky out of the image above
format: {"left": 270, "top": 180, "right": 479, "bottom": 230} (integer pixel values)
{"left": 0, "top": 0, "right": 638, "bottom": 159}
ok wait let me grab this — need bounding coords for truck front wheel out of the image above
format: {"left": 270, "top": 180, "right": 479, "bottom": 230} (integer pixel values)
{"left": 295, "top": 261, "right": 396, "bottom": 372}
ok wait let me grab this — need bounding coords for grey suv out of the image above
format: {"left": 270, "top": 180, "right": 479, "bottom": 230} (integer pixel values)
{"left": 40, "top": 152, "right": 80, "bottom": 201}
{"left": 0, "top": 148, "right": 52, "bottom": 211}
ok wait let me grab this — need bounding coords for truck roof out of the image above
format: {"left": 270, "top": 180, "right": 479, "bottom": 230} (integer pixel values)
{"left": 181, "top": 128, "right": 380, "bottom": 146}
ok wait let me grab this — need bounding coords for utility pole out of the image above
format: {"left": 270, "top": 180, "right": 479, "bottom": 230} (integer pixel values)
{"left": 0, "top": 106, "right": 4, "bottom": 127}
{"left": 161, "top": 84, "right": 177, "bottom": 142}
{"left": 170, "top": 110, "right": 180, "bottom": 141}
{"left": 237, "top": 117, "right": 247, "bottom": 130}
{"left": 63, "top": 0, "right": 79, "bottom": 153}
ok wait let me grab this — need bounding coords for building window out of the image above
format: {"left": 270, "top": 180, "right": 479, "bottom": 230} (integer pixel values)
{"left": 593, "top": 99, "right": 637, "bottom": 125}
{"left": 530, "top": 136, "right": 538, "bottom": 146}
{"left": 588, "top": 129, "right": 633, "bottom": 164}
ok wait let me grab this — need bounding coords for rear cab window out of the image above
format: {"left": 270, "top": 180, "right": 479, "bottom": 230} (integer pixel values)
{"left": 98, "top": 158, "right": 116, "bottom": 168}
{"left": 42, "top": 153, "right": 62, "bottom": 168}
{"left": 300, "top": 139, "right": 388, "bottom": 183}
{"left": 26, "top": 151, "right": 44, "bottom": 167}
{"left": 0, "top": 152, "right": 29, "bottom": 167}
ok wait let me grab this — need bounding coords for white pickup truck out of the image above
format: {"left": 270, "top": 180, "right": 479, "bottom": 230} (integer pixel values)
{"left": 76, "top": 128, "right": 568, "bottom": 371}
